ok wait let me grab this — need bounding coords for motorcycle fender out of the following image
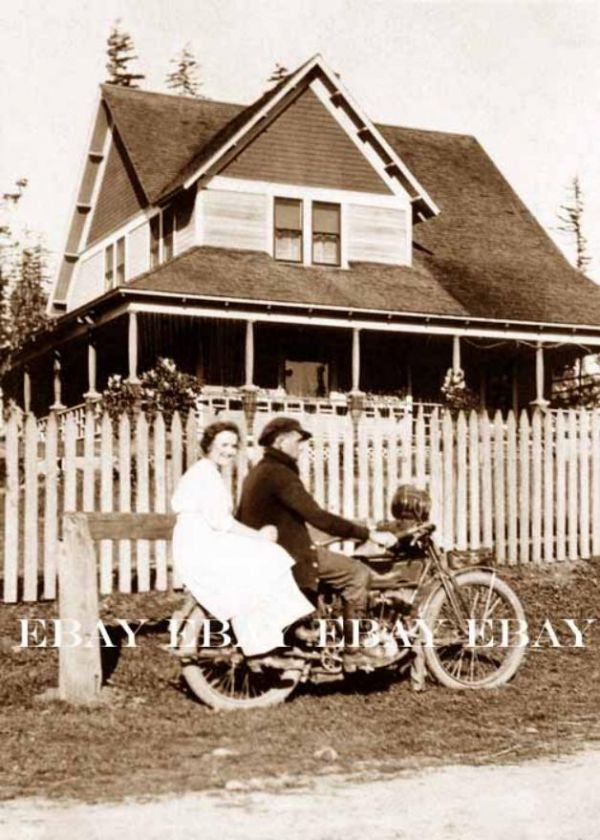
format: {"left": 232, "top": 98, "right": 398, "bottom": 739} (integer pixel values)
{"left": 417, "top": 565, "right": 496, "bottom": 618}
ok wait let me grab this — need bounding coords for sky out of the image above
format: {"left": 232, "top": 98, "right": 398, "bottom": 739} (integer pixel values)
{"left": 2, "top": 0, "right": 600, "bottom": 281}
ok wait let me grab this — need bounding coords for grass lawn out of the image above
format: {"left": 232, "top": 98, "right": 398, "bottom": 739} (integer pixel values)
{"left": 2, "top": 562, "right": 600, "bottom": 802}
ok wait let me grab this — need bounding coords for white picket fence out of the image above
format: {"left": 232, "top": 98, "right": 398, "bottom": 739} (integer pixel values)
{"left": 2, "top": 406, "right": 600, "bottom": 602}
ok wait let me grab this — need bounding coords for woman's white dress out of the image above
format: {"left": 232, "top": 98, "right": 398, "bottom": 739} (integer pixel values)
{"left": 171, "top": 458, "right": 313, "bottom": 656}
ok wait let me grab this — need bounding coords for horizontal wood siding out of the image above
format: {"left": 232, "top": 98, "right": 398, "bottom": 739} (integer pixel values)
{"left": 68, "top": 251, "right": 104, "bottom": 310}
{"left": 87, "top": 131, "right": 145, "bottom": 247}
{"left": 222, "top": 87, "right": 391, "bottom": 195}
{"left": 127, "top": 221, "right": 149, "bottom": 280}
{"left": 202, "top": 189, "right": 267, "bottom": 251}
{"left": 347, "top": 204, "right": 408, "bottom": 264}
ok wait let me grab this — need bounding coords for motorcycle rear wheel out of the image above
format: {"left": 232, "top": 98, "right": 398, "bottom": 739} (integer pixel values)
{"left": 422, "top": 569, "right": 526, "bottom": 689}
{"left": 179, "top": 607, "right": 301, "bottom": 711}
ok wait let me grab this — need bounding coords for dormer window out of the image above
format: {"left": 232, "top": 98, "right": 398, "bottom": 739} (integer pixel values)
{"left": 312, "top": 202, "right": 340, "bottom": 266}
{"left": 149, "top": 205, "right": 176, "bottom": 268}
{"left": 274, "top": 198, "right": 302, "bottom": 262}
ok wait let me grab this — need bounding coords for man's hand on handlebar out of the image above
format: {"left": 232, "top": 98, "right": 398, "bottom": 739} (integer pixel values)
{"left": 368, "top": 529, "right": 398, "bottom": 549}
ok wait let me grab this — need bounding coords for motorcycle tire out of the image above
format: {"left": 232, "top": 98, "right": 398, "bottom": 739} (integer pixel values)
{"left": 421, "top": 569, "right": 526, "bottom": 689}
{"left": 179, "top": 606, "right": 301, "bottom": 711}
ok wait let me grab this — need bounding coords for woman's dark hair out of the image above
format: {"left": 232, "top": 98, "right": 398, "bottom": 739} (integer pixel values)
{"left": 200, "top": 421, "right": 241, "bottom": 455}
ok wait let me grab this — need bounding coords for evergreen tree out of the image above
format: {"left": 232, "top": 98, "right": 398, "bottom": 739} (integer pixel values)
{"left": 268, "top": 62, "right": 289, "bottom": 84}
{"left": 9, "top": 243, "right": 49, "bottom": 354}
{"left": 105, "top": 20, "right": 145, "bottom": 88}
{"left": 166, "top": 44, "right": 204, "bottom": 98}
{"left": 0, "top": 179, "right": 28, "bottom": 370}
{"left": 557, "top": 175, "right": 591, "bottom": 273}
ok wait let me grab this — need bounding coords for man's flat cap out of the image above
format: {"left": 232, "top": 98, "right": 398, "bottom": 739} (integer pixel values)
{"left": 258, "top": 417, "right": 312, "bottom": 447}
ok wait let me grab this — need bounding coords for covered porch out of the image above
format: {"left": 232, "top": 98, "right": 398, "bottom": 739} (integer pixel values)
{"left": 5, "top": 289, "right": 596, "bottom": 426}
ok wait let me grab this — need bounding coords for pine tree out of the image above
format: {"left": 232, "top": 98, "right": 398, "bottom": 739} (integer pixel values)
{"left": 9, "top": 243, "right": 49, "bottom": 354}
{"left": 166, "top": 44, "right": 204, "bottom": 98}
{"left": 105, "top": 20, "right": 145, "bottom": 88}
{"left": 557, "top": 175, "right": 591, "bottom": 273}
{"left": 268, "top": 62, "right": 289, "bottom": 84}
{"left": 0, "top": 179, "right": 28, "bottom": 370}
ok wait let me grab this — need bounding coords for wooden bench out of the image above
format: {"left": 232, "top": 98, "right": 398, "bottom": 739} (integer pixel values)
{"left": 58, "top": 512, "right": 176, "bottom": 704}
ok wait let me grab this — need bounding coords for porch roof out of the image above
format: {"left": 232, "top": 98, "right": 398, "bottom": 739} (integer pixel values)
{"left": 127, "top": 246, "right": 468, "bottom": 318}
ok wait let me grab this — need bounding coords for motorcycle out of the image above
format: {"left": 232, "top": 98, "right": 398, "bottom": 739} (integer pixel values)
{"left": 170, "top": 492, "right": 527, "bottom": 711}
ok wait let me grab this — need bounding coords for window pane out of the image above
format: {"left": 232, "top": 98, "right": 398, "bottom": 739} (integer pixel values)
{"left": 163, "top": 207, "right": 174, "bottom": 262}
{"left": 150, "top": 215, "right": 160, "bottom": 268}
{"left": 104, "top": 244, "right": 114, "bottom": 289}
{"left": 313, "top": 202, "right": 340, "bottom": 234}
{"left": 116, "top": 237, "right": 126, "bottom": 284}
{"left": 275, "top": 198, "right": 302, "bottom": 231}
{"left": 275, "top": 231, "right": 302, "bottom": 262}
{"left": 313, "top": 233, "right": 340, "bottom": 266}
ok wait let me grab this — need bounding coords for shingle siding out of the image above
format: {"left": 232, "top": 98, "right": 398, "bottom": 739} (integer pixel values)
{"left": 221, "top": 87, "right": 391, "bottom": 194}
{"left": 86, "top": 130, "right": 145, "bottom": 246}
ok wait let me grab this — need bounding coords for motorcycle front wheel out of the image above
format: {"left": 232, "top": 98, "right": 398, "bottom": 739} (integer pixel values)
{"left": 421, "top": 569, "right": 526, "bottom": 689}
{"left": 179, "top": 606, "right": 301, "bottom": 711}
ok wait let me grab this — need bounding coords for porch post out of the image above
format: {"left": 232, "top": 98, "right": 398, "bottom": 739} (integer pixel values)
{"left": 51, "top": 351, "right": 65, "bottom": 411}
{"left": 23, "top": 367, "right": 31, "bottom": 414}
{"left": 349, "top": 327, "right": 364, "bottom": 427}
{"left": 531, "top": 342, "right": 549, "bottom": 409}
{"left": 127, "top": 310, "right": 140, "bottom": 384}
{"left": 84, "top": 336, "right": 100, "bottom": 403}
{"left": 242, "top": 319, "right": 258, "bottom": 441}
{"left": 452, "top": 334, "right": 461, "bottom": 373}
{"left": 244, "top": 319, "right": 255, "bottom": 388}
{"left": 351, "top": 327, "right": 361, "bottom": 392}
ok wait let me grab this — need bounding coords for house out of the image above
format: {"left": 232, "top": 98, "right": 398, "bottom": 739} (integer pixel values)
{"left": 6, "top": 54, "right": 600, "bottom": 425}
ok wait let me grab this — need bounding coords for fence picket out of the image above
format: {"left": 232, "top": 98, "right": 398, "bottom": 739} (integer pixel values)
{"left": 506, "top": 412, "right": 518, "bottom": 565}
{"left": 429, "top": 409, "right": 442, "bottom": 540}
{"left": 23, "top": 414, "right": 39, "bottom": 601}
{"left": 468, "top": 411, "right": 480, "bottom": 550}
{"left": 530, "top": 411, "right": 542, "bottom": 564}
{"left": 185, "top": 411, "right": 198, "bottom": 470}
{"left": 592, "top": 411, "right": 600, "bottom": 558}
{"left": 313, "top": 416, "right": 325, "bottom": 507}
{"left": 543, "top": 411, "right": 555, "bottom": 563}
{"left": 135, "top": 413, "right": 151, "bottom": 591}
{"left": 118, "top": 413, "right": 132, "bottom": 593}
{"left": 493, "top": 412, "right": 506, "bottom": 563}
{"left": 578, "top": 410, "right": 590, "bottom": 560}
{"left": 170, "top": 412, "right": 183, "bottom": 589}
{"left": 518, "top": 411, "right": 530, "bottom": 564}
{"left": 326, "top": 415, "right": 340, "bottom": 515}
{"left": 555, "top": 411, "right": 566, "bottom": 562}
{"left": 455, "top": 412, "right": 467, "bottom": 550}
{"left": 415, "top": 407, "right": 426, "bottom": 488}
{"left": 99, "top": 413, "right": 113, "bottom": 594}
{"left": 480, "top": 413, "right": 493, "bottom": 549}
{"left": 442, "top": 412, "right": 454, "bottom": 550}
{"left": 3, "top": 413, "right": 19, "bottom": 602}
{"left": 63, "top": 413, "right": 77, "bottom": 512}
{"left": 357, "top": 420, "right": 369, "bottom": 521}
{"left": 372, "top": 420, "right": 384, "bottom": 523}
{"left": 43, "top": 412, "right": 59, "bottom": 599}
{"left": 342, "top": 417, "right": 354, "bottom": 523}
{"left": 153, "top": 413, "right": 168, "bottom": 590}
{"left": 567, "top": 410, "right": 578, "bottom": 561}
{"left": 83, "top": 409, "right": 95, "bottom": 512}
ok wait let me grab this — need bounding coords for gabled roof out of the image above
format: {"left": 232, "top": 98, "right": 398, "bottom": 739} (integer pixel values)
{"left": 101, "top": 85, "right": 243, "bottom": 204}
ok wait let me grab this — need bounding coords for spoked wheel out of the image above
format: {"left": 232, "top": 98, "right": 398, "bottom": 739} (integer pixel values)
{"left": 178, "top": 607, "right": 301, "bottom": 711}
{"left": 422, "top": 569, "right": 526, "bottom": 689}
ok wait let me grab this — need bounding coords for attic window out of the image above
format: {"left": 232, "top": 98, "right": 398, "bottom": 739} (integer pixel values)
{"left": 312, "top": 202, "right": 340, "bottom": 266}
{"left": 104, "top": 236, "right": 126, "bottom": 290}
{"left": 274, "top": 198, "right": 302, "bottom": 263}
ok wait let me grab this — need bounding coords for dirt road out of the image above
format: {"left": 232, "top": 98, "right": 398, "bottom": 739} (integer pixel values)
{"left": 2, "top": 749, "right": 599, "bottom": 840}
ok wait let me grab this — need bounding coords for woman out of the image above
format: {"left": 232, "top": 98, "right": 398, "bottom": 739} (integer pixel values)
{"left": 171, "top": 420, "right": 313, "bottom": 657}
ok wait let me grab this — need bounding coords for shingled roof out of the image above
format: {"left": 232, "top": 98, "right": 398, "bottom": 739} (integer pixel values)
{"left": 99, "top": 81, "right": 600, "bottom": 328}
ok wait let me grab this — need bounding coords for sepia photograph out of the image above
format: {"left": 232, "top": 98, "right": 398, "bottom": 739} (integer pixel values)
{"left": 1, "top": 1, "right": 600, "bottom": 837}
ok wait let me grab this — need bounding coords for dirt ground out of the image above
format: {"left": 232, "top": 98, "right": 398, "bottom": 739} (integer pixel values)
{"left": 1, "top": 748, "right": 599, "bottom": 840}
{"left": 2, "top": 560, "right": 600, "bottom": 805}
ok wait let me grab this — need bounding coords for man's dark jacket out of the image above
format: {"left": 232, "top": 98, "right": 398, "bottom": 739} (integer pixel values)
{"left": 238, "top": 447, "right": 369, "bottom": 589}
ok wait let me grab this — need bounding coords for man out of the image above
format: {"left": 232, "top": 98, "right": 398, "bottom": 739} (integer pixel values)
{"left": 237, "top": 417, "right": 397, "bottom": 670}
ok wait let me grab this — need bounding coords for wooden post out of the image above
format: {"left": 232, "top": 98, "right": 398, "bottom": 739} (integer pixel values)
{"left": 58, "top": 514, "right": 102, "bottom": 704}
{"left": 127, "top": 310, "right": 140, "bottom": 384}
{"left": 531, "top": 342, "right": 549, "bottom": 408}
{"left": 452, "top": 334, "right": 461, "bottom": 373}
{"left": 244, "top": 319, "right": 255, "bottom": 388}
{"left": 351, "top": 327, "right": 361, "bottom": 393}
{"left": 51, "top": 352, "right": 65, "bottom": 410}
{"left": 84, "top": 336, "right": 99, "bottom": 401}
{"left": 23, "top": 367, "right": 31, "bottom": 414}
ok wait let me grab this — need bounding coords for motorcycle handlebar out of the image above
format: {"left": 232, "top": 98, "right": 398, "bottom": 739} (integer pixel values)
{"left": 315, "top": 522, "right": 436, "bottom": 549}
